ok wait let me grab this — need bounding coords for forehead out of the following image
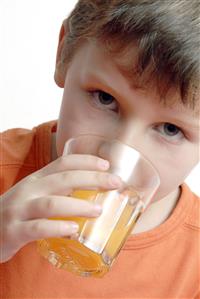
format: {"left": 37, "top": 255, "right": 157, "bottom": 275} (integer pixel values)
{"left": 105, "top": 42, "right": 200, "bottom": 116}
{"left": 72, "top": 39, "right": 200, "bottom": 118}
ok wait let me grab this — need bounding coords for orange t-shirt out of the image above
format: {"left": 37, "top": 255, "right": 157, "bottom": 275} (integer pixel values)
{"left": 0, "top": 120, "right": 200, "bottom": 299}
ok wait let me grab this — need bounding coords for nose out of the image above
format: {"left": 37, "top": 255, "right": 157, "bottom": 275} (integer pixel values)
{"left": 98, "top": 118, "right": 147, "bottom": 163}
{"left": 116, "top": 118, "right": 145, "bottom": 152}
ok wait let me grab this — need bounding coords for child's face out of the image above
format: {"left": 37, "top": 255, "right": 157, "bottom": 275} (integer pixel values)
{"left": 55, "top": 40, "right": 199, "bottom": 202}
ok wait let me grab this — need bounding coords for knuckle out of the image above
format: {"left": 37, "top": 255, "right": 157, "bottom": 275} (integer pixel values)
{"left": 29, "top": 221, "right": 43, "bottom": 236}
{"left": 62, "top": 171, "right": 70, "bottom": 182}
{"left": 16, "top": 221, "right": 38, "bottom": 242}
{"left": 4, "top": 206, "right": 17, "bottom": 222}
{"left": 45, "top": 197, "right": 57, "bottom": 211}
{"left": 94, "top": 172, "right": 104, "bottom": 185}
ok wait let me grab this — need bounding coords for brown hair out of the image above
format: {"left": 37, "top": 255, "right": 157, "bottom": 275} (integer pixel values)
{"left": 60, "top": 0, "right": 200, "bottom": 109}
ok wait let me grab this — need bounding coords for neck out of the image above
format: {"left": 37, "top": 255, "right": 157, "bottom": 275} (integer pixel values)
{"left": 132, "top": 187, "right": 181, "bottom": 234}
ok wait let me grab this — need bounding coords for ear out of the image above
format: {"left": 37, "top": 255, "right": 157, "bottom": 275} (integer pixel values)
{"left": 54, "top": 21, "right": 68, "bottom": 88}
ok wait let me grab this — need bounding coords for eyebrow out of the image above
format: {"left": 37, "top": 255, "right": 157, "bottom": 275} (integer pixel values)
{"left": 84, "top": 69, "right": 200, "bottom": 129}
{"left": 116, "top": 62, "right": 200, "bottom": 115}
{"left": 116, "top": 63, "right": 148, "bottom": 91}
{"left": 166, "top": 117, "right": 200, "bottom": 130}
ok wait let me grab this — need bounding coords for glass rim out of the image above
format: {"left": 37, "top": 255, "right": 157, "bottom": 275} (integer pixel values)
{"left": 65, "top": 133, "right": 161, "bottom": 181}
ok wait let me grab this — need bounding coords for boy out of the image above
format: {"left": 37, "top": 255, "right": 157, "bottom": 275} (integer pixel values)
{"left": 0, "top": 0, "right": 199, "bottom": 298}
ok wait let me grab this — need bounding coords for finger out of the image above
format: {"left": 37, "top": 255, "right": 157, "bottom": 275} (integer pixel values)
{"left": 18, "top": 219, "right": 80, "bottom": 244}
{"left": 28, "top": 170, "right": 123, "bottom": 198}
{"left": 20, "top": 195, "right": 103, "bottom": 220}
{"left": 28, "top": 154, "right": 110, "bottom": 180}
{"left": 99, "top": 141, "right": 127, "bottom": 166}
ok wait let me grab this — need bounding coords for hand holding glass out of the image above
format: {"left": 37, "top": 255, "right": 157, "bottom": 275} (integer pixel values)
{"left": 37, "top": 135, "right": 160, "bottom": 278}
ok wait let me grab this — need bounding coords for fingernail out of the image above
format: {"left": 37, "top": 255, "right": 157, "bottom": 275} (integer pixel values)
{"left": 109, "top": 175, "right": 122, "bottom": 187}
{"left": 69, "top": 222, "right": 79, "bottom": 233}
{"left": 99, "top": 159, "right": 110, "bottom": 170}
{"left": 92, "top": 205, "right": 103, "bottom": 216}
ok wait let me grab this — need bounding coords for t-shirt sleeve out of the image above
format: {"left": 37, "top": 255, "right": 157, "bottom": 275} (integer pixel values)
{"left": 0, "top": 128, "right": 37, "bottom": 194}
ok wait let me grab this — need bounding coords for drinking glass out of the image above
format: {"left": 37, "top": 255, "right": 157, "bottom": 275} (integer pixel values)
{"left": 37, "top": 134, "right": 160, "bottom": 278}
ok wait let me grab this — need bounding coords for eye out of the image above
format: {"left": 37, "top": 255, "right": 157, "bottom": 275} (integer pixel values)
{"left": 155, "top": 123, "right": 185, "bottom": 141}
{"left": 88, "top": 90, "right": 119, "bottom": 113}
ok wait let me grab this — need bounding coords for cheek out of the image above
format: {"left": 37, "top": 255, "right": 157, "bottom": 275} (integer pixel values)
{"left": 56, "top": 88, "right": 120, "bottom": 156}
{"left": 151, "top": 143, "right": 199, "bottom": 201}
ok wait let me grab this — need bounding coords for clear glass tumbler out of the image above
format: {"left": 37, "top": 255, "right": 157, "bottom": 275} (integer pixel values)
{"left": 37, "top": 134, "right": 160, "bottom": 278}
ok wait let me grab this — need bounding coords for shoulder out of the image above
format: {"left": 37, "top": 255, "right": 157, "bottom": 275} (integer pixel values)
{"left": 0, "top": 120, "right": 57, "bottom": 166}
{"left": 0, "top": 126, "right": 38, "bottom": 194}
{"left": 0, "top": 120, "right": 57, "bottom": 194}
{"left": 0, "top": 126, "right": 37, "bottom": 166}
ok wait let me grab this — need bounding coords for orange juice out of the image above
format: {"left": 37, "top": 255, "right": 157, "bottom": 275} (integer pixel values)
{"left": 37, "top": 188, "right": 143, "bottom": 278}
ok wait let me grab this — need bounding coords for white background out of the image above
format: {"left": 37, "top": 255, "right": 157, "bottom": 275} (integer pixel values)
{"left": 0, "top": 0, "right": 199, "bottom": 195}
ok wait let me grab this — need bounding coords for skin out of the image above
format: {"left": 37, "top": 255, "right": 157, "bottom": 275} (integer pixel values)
{"left": 1, "top": 23, "right": 199, "bottom": 264}
{"left": 52, "top": 24, "right": 200, "bottom": 234}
